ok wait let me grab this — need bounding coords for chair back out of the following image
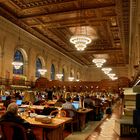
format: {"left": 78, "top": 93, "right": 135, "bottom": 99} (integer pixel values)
{"left": 62, "top": 109, "right": 79, "bottom": 132}
{"left": 50, "top": 109, "right": 66, "bottom": 117}
{"left": 62, "top": 109, "right": 78, "bottom": 121}
{"left": 42, "top": 107, "right": 57, "bottom": 115}
{"left": 0, "top": 121, "right": 28, "bottom": 140}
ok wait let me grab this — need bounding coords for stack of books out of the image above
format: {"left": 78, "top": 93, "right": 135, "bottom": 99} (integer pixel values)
{"left": 114, "top": 88, "right": 137, "bottom": 137}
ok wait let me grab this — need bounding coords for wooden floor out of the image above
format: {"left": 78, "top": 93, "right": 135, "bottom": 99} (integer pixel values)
{"left": 86, "top": 101, "right": 136, "bottom": 140}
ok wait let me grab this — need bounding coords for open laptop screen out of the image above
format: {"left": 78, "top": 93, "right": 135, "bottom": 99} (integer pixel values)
{"left": 16, "top": 100, "right": 22, "bottom": 106}
{"left": 72, "top": 101, "right": 80, "bottom": 110}
{"left": 1, "top": 96, "right": 6, "bottom": 101}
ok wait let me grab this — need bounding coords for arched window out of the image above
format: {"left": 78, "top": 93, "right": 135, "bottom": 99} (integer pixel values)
{"left": 51, "top": 64, "right": 55, "bottom": 80}
{"left": 36, "top": 58, "right": 42, "bottom": 77}
{"left": 62, "top": 68, "right": 65, "bottom": 81}
{"left": 13, "top": 50, "right": 24, "bottom": 75}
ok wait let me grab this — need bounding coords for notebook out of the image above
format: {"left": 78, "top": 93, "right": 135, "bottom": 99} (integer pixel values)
{"left": 16, "top": 100, "right": 22, "bottom": 106}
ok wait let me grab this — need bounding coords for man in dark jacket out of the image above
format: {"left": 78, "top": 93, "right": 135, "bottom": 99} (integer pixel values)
{"left": 0, "top": 102, "right": 36, "bottom": 140}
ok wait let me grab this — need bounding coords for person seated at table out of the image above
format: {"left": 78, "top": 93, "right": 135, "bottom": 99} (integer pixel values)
{"left": 73, "top": 94, "right": 79, "bottom": 101}
{"left": 46, "top": 88, "right": 53, "bottom": 100}
{"left": 62, "top": 97, "right": 75, "bottom": 110}
{"left": 84, "top": 94, "right": 95, "bottom": 108}
{"left": 0, "top": 102, "right": 36, "bottom": 140}
{"left": 42, "top": 106, "right": 57, "bottom": 115}
{"left": 62, "top": 97, "right": 77, "bottom": 117}
{"left": 15, "top": 92, "right": 22, "bottom": 100}
{"left": 54, "top": 95, "right": 66, "bottom": 107}
{"left": 3, "top": 95, "right": 12, "bottom": 109}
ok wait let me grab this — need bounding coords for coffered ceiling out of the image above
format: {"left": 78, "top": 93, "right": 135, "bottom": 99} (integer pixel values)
{"left": 0, "top": 0, "right": 130, "bottom": 67}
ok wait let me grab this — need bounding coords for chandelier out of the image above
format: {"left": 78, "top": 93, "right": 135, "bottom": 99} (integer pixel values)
{"left": 68, "top": 77, "right": 74, "bottom": 81}
{"left": 56, "top": 73, "right": 63, "bottom": 80}
{"left": 70, "top": 34, "right": 92, "bottom": 51}
{"left": 12, "top": 61, "right": 23, "bottom": 69}
{"left": 107, "top": 73, "right": 116, "bottom": 77}
{"left": 69, "top": 0, "right": 92, "bottom": 51}
{"left": 101, "top": 68, "right": 112, "bottom": 74}
{"left": 108, "top": 73, "right": 118, "bottom": 80}
{"left": 92, "top": 58, "right": 106, "bottom": 67}
{"left": 111, "top": 77, "right": 118, "bottom": 80}
{"left": 38, "top": 69, "right": 47, "bottom": 75}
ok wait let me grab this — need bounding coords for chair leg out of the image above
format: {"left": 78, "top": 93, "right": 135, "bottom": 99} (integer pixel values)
{"left": 71, "top": 123, "right": 73, "bottom": 133}
{"left": 77, "top": 120, "right": 80, "bottom": 131}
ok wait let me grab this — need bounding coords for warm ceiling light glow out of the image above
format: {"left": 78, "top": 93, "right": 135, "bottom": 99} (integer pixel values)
{"left": 12, "top": 61, "right": 23, "bottom": 69}
{"left": 102, "top": 68, "right": 112, "bottom": 74}
{"left": 68, "top": 77, "right": 74, "bottom": 81}
{"left": 56, "top": 73, "right": 63, "bottom": 80}
{"left": 107, "top": 73, "right": 116, "bottom": 78}
{"left": 38, "top": 69, "right": 47, "bottom": 75}
{"left": 70, "top": 3, "right": 92, "bottom": 51}
{"left": 70, "top": 35, "right": 92, "bottom": 51}
{"left": 92, "top": 58, "right": 106, "bottom": 67}
{"left": 111, "top": 77, "right": 118, "bottom": 80}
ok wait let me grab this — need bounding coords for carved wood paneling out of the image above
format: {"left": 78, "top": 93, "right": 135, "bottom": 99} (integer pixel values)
{"left": 0, "top": 0, "right": 130, "bottom": 66}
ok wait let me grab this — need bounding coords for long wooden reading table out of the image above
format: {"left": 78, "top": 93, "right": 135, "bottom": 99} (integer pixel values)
{"left": 77, "top": 108, "right": 93, "bottom": 130}
{"left": 22, "top": 115, "right": 72, "bottom": 140}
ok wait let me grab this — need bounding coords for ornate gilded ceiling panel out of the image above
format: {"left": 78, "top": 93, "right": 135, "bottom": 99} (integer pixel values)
{"left": 0, "top": 0, "right": 130, "bottom": 67}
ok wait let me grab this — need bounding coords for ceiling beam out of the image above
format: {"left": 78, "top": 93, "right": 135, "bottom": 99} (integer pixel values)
{"left": 0, "top": 0, "right": 7, "bottom": 2}
{"left": 19, "top": 4, "right": 116, "bottom": 19}
{"left": 69, "top": 48, "right": 122, "bottom": 54}
{"left": 29, "top": 17, "right": 110, "bottom": 28}
{"left": 21, "top": 0, "right": 77, "bottom": 10}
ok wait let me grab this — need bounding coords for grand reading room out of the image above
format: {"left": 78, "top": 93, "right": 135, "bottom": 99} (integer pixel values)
{"left": 0, "top": 0, "right": 139, "bottom": 140}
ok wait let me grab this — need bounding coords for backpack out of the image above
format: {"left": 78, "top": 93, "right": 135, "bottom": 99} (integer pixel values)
{"left": 106, "top": 107, "right": 112, "bottom": 114}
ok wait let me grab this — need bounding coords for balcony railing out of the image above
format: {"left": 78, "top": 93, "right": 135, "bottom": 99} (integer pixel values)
{"left": 0, "top": 78, "right": 35, "bottom": 89}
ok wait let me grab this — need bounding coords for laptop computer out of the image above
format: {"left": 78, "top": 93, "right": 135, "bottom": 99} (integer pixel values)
{"left": 16, "top": 100, "right": 22, "bottom": 106}
{"left": 72, "top": 101, "right": 80, "bottom": 110}
{"left": 1, "top": 96, "right": 6, "bottom": 101}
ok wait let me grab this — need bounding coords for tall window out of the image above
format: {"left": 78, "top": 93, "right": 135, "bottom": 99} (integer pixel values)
{"left": 36, "top": 58, "right": 42, "bottom": 77}
{"left": 13, "top": 50, "right": 24, "bottom": 75}
{"left": 51, "top": 64, "right": 55, "bottom": 80}
{"left": 62, "top": 68, "right": 65, "bottom": 81}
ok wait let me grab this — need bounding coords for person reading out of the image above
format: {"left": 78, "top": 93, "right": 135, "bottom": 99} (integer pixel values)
{"left": 0, "top": 102, "right": 36, "bottom": 140}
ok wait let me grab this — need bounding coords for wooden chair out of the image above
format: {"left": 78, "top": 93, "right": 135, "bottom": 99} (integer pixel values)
{"left": 0, "top": 106, "right": 6, "bottom": 116}
{"left": 62, "top": 109, "right": 79, "bottom": 132}
{"left": 50, "top": 109, "right": 66, "bottom": 117}
{"left": 0, "top": 121, "right": 28, "bottom": 140}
